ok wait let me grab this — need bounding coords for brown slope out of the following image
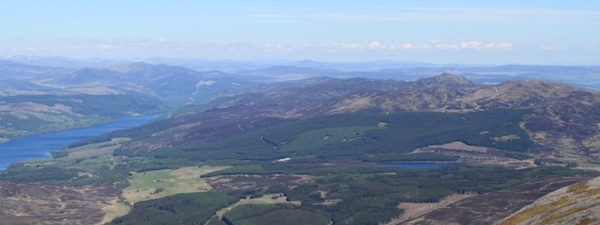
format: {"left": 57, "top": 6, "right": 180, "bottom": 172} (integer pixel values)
{"left": 320, "top": 80, "right": 600, "bottom": 165}
{"left": 486, "top": 81, "right": 600, "bottom": 165}
{"left": 119, "top": 76, "right": 414, "bottom": 150}
{"left": 407, "top": 173, "right": 599, "bottom": 225}
{"left": 116, "top": 74, "right": 600, "bottom": 166}
{"left": 495, "top": 175, "right": 600, "bottom": 225}
{"left": 121, "top": 105, "right": 296, "bottom": 151}
{"left": 0, "top": 181, "right": 118, "bottom": 225}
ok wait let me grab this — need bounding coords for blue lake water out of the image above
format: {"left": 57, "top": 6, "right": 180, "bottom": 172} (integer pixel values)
{"left": 0, "top": 115, "right": 156, "bottom": 170}
{"left": 379, "top": 162, "right": 465, "bottom": 170}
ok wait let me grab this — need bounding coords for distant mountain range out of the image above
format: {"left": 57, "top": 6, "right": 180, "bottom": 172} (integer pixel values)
{"left": 44, "top": 62, "right": 204, "bottom": 87}
{"left": 0, "top": 60, "right": 73, "bottom": 80}
{"left": 0, "top": 79, "right": 55, "bottom": 91}
{"left": 2, "top": 56, "right": 600, "bottom": 89}
{"left": 283, "top": 59, "right": 436, "bottom": 71}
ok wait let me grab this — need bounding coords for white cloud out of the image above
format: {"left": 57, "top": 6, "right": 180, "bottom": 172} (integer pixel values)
{"left": 435, "top": 44, "right": 459, "bottom": 50}
{"left": 368, "top": 41, "right": 382, "bottom": 49}
{"left": 541, "top": 46, "right": 568, "bottom": 51}
{"left": 496, "top": 43, "right": 513, "bottom": 49}
{"left": 340, "top": 43, "right": 362, "bottom": 50}
{"left": 480, "top": 42, "right": 513, "bottom": 50}
{"left": 386, "top": 43, "right": 432, "bottom": 50}
{"left": 431, "top": 41, "right": 513, "bottom": 50}
{"left": 399, "top": 43, "right": 414, "bottom": 49}
{"left": 1, "top": 38, "right": 519, "bottom": 61}
{"left": 460, "top": 41, "right": 483, "bottom": 49}
{"left": 66, "top": 45, "right": 87, "bottom": 51}
{"left": 257, "top": 43, "right": 294, "bottom": 52}
{"left": 96, "top": 44, "right": 114, "bottom": 50}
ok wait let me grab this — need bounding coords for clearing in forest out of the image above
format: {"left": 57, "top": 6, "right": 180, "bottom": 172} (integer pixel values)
{"left": 121, "top": 166, "right": 229, "bottom": 204}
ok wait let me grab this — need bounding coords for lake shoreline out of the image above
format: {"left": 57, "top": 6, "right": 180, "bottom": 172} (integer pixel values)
{"left": 0, "top": 114, "right": 157, "bottom": 170}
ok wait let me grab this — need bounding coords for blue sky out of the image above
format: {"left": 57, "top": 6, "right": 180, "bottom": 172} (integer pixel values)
{"left": 1, "top": 1, "right": 599, "bottom": 64}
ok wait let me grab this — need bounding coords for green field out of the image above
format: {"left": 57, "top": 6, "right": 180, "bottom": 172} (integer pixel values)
{"left": 123, "top": 109, "right": 534, "bottom": 166}
{"left": 278, "top": 125, "right": 382, "bottom": 152}
{"left": 122, "top": 166, "right": 228, "bottom": 204}
{"left": 64, "top": 138, "right": 131, "bottom": 153}
{"left": 110, "top": 191, "right": 240, "bottom": 225}
{"left": 100, "top": 199, "right": 132, "bottom": 225}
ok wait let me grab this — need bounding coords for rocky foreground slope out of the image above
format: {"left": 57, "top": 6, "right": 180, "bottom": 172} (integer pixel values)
{"left": 496, "top": 176, "right": 600, "bottom": 225}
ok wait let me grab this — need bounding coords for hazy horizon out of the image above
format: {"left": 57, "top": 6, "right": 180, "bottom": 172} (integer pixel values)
{"left": 2, "top": 1, "right": 600, "bottom": 65}
{"left": 4, "top": 55, "right": 600, "bottom": 68}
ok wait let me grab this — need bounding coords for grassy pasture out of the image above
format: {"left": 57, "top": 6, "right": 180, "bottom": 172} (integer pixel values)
{"left": 65, "top": 137, "right": 131, "bottom": 158}
{"left": 122, "top": 166, "right": 229, "bottom": 204}
{"left": 65, "top": 137, "right": 131, "bottom": 153}
{"left": 215, "top": 194, "right": 289, "bottom": 219}
{"left": 100, "top": 199, "right": 131, "bottom": 225}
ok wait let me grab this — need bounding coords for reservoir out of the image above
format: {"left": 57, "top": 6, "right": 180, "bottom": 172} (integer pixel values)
{"left": 0, "top": 115, "right": 156, "bottom": 170}
{"left": 379, "top": 162, "right": 465, "bottom": 170}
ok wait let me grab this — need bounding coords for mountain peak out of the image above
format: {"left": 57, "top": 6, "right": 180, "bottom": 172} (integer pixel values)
{"left": 415, "top": 73, "right": 474, "bottom": 87}
{"left": 109, "top": 62, "right": 154, "bottom": 73}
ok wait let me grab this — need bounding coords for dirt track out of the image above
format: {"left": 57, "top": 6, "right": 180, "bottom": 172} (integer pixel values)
{"left": 390, "top": 194, "right": 476, "bottom": 225}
